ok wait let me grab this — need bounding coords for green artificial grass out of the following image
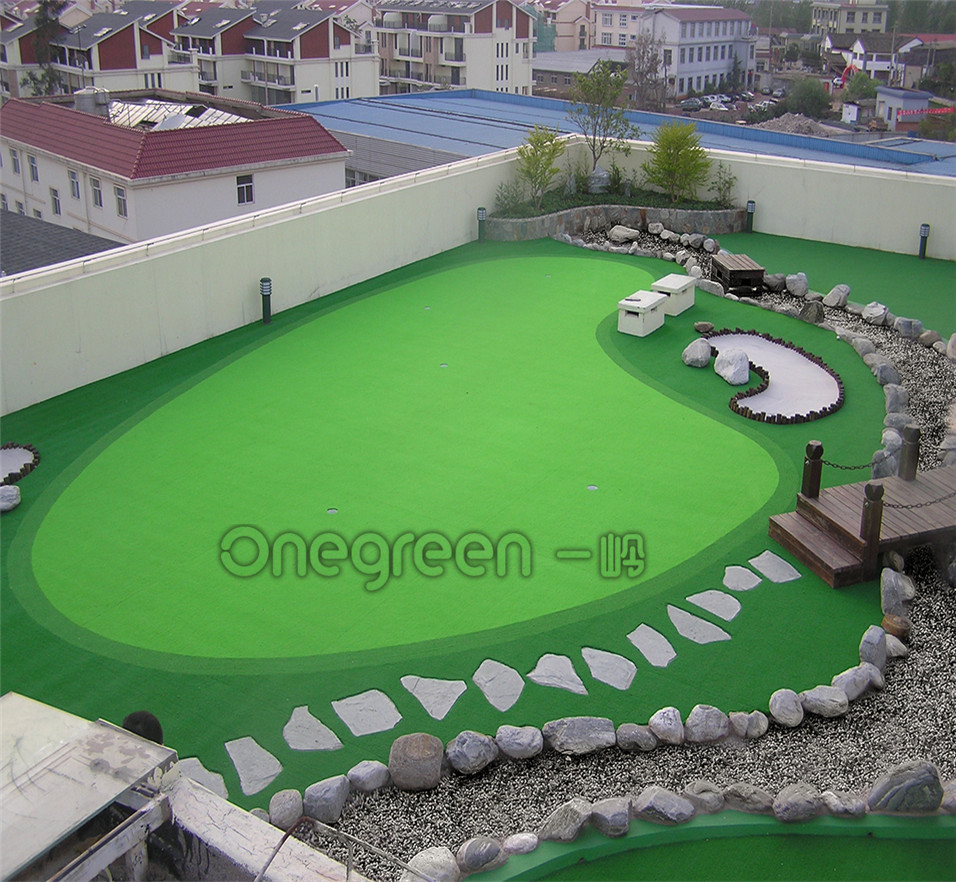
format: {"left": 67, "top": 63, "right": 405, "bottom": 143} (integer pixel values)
{"left": 720, "top": 232, "right": 956, "bottom": 339}
{"left": 486, "top": 814, "right": 956, "bottom": 882}
{"left": 0, "top": 239, "right": 903, "bottom": 808}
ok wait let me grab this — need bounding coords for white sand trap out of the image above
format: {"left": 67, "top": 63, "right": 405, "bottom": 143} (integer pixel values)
{"left": 0, "top": 446, "right": 35, "bottom": 482}
{"left": 709, "top": 333, "right": 841, "bottom": 418}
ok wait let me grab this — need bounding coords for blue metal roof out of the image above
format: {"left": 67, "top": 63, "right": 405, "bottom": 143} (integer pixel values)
{"left": 281, "top": 89, "right": 956, "bottom": 177}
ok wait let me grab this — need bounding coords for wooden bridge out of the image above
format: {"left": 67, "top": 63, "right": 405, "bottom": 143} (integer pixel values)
{"left": 769, "top": 429, "right": 956, "bottom": 587}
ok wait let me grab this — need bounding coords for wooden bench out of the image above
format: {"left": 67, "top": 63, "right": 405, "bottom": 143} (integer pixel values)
{"left": 711, "top": 253, "right": 765, "bottom": 296}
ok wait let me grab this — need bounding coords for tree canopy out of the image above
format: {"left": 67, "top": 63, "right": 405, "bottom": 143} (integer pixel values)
{"left": 641, "top": 121, "right": 711, "bottom": 204}
{"left": 844, "top": 72, "right": 878, "bottom": 103}
{"left": 516, "top": 126, "right": 566, "bottom": 211}
{"left": 785, "top": 78, "right": 831, "bottom": 118}
{"left": 567, "top": 60, "right": 640, "bottom": 171}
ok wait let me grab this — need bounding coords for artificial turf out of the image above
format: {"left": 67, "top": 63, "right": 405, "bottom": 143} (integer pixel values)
{"left": 0, "top": 238, "right": 908, "bottom": 808}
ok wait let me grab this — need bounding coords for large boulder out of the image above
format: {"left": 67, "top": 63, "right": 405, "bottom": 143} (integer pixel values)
{"left": 714, "top": 348, "right": 751, "bottom": 385}
{"left": 303, "top": 775, "right": 349, "bottom": 824}
{"left": 631, "top": 786, "right": 696, "bottom": 825}
{"left": 389, "top": 733, "right": 444, "bottom": 791}
{"left": 495, "top": 725, "right": 543, "bottom": 760}
{"left": 269, "top": 789, "right": 303, "bottom": 831}
{"left": 401, "top": 847, "right": 460, "bottom": 882}
{"left": 503, "top": 833, "right": 539, "bottom": 855}
{"left": 769, "top": 688, "right": 804, "bottom": 727}
{"left": 798, "top": 301, "right": 825, "bottom": 325}
{"left": 696, "top": 279, "right": 725, "bottom": 297}
{"left": 800, "top": 685, "right": 849, "bottom": 718}
{"left": 446, "top": 730, "right": 498, "bottom": 775}
{"left": 867, "top": 760, "right": 944, "bottom": 813}
{"left": 862, "top": 302, "right": 889, "bottom": 325}
{"left": 683, "top": 704, "right": 729, "bottom": 743}
{"left": 773, "top": 783, "right": 823, "bottom": 822}
{"left": 763, "top": 272, "right": 787, "bottom": 292}
{"left": 831, "top": 662, "right": 882, "bottom": 701}
{"left": 347, "top": 760, "right": 390, "bottom": 793}
{"left": 786, "top": 272, "right": 809, "bottom": 297}
{"left": 616, "top": 723, "right": 658, "bottom": 752}
{"left": 682, "top": 779, "right": 724, "bottom": 814}
{"left": 823, "top": 284, "right": 850, "bottom": 308}
{"left": 590, "top": 797, "right": 631, "bottom": 837}
{"left": 542, "top": 717, "right": 616, "bottom": 755}
{"left": 608, "top": 224, "right": 642, "bottom": 243}
{"left": 0, "top": 484, "right": 21, "bottom": 512}
{"left": 648, "top": 707, "right": 684, "bottom": 745}
{"left": 893, "top": 317, "right": 923, "bottom": 340}
{"left": 859, "top": 625, "right": 888, "bottom": 670}
{"left": 682, "top": 338, "right": 713, "bottom": 367}
{"left": 881, "top": 568, "right": 915, "bottom": 616}
{"left": 822, "top": 790, "right": 867, "bottom": 818}
{"left": 723, "top": 782, "right": 774, "bottom": 814}
{"left": 537, "top": 797, "right": 592, "bottom": 842}
{"left": 884, "top": 384, "right": 909, "bottom": 414}
{"left": 456, "top": 837, "right": 506, "bottom": 875}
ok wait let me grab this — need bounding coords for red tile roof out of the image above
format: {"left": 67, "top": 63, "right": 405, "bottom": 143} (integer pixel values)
{"left": 0, "top": 99, "right": 347, "bottom": 180}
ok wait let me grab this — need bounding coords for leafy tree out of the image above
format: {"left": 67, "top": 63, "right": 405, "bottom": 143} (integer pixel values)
{"left": 785, "top": 77, "right": 831, "bottom": 118}
{"left": 641, "top": 121, "right": 711, "bottom": 204}
{"left": 800, "top": 48, "right": 822, "bottom": 71}
{"left": 516, "top": 126, "right": 566, "bottom": 211}
{"left": 844, "top": 72, "right": 878, "bottom": 102}
{"left": 785, "top": 43, "right": 800, "bottom": 63}
{"left": 567, "top": 60, "right": 640, "bottom": 171}
{"left": 21, "top": 0, "right": 67, "bottom": 95}
{"left": 626, "top": 30, "right": 665, "bottom": 111}
{"left": 917, "top": 111, "right": 956, "bottom": 142}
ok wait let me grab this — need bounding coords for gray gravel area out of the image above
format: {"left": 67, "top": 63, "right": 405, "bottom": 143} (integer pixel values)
{"left": 297, "top": 285, "right": 956, "bottom": 882}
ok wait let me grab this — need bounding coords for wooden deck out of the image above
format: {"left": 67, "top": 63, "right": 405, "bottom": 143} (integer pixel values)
{"left": 769, "top": 464, "right": 956, "bottom": 587}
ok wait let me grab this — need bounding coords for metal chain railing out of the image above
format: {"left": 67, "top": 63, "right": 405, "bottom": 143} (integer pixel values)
{"left": 884, "top": 487, "right": 956, "bottom": 510}
{"left": 820, "top": 457, "right": 876, "bottom": 471}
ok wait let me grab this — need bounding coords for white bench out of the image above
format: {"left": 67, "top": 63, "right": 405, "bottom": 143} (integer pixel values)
{"left": 651, "top": 273, "right": 696, "bottom": 316}
{"left": 617, "top": 290, "right": 667, "bottom": 337}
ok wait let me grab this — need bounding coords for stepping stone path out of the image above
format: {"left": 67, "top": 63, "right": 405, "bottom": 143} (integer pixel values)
{"left": 331, "top": 689, "right": 401, "bottom": 736}
{"left": 401, "top": 675, "right": 467, "bottom": 720}
{"left": 214, "top": 549, "right": 812, "bottom": 796}
{"left": 527, "top": 653, "right": 588, "bottom": 695}
{"left": 224, "top": 736, "right": 282, "bottom": 796}
{"left": 283, "top": 706, "right": 343, "bottom": 751}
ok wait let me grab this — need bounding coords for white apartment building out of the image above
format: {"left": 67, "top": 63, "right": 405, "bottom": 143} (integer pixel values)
{"left": 0, "top": 89, "right": 348, "bottom": 243}
{"left": 375, "top": 0, "right": 534, "bottom": 94}
{"left": 811, "top": 0, "right": 888, "bottom": 38}
{"left": 535, "top": 0, "right": 591, "bottom": 53}
{"left": 590, "top": 3, "right": 755, "bottom": 97}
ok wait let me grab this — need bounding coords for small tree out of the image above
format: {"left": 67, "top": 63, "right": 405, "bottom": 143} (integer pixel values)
{"left": 642, "top": 121, "right": 711, "bottom": 204}
{"left": 567, "top": 60, "right": 640, "bottom": 171}
{"left": 785, "top": 43, "right": 800, "bottom": 63}
{"left": 21, "top": 0, "right": 67, "bottom": 95}
{"left": 785, "top": 77, "right": 831, "bottom": 118}
{"left": 626, "top": 30, "right": 665, "bottom": 111}
{"left": 844, "top": 71, "right": 878, "bottom": 102}
{"left": 516, "top": 126, "right": 566, "bottom": 211}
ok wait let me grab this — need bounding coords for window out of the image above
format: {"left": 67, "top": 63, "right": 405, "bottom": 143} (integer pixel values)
{"left": 705, "top": 46, "right": 710, "bottom": 61}
{"left": 722, "top": 21, "right": 727, "bottom": 36}
{"left": 678, "top": 77, "right": 684, "bottom": 92}
{"left": 602, "top": 13, "right": 612, "bottom": 26}
{"left": 679, "top": 47, "right": 685, "bottom": 63}
{"left": 0, "top": 194, "right": 6, "bottom": 211}
{"left": 237, "top": 174, "right": 253, "bottom": 205}
{"left": 550, "top": 73, "right": 557, "bottom": 83}
{"left": 721, "top": 44, "right": 725, "bottom": 59}
{"left": 618, "top": 33, "right": 627, "bottom": 46}
{"left": 706, "top": 22, "right": 712, "bottom": 36}
{"left": 33, "top": 209, "right": 41, "bottom": 219}
{"left": 28, "top": 154, "right": 38, "bottom": 182}
{"left": 619, "top": 13, "right": 627, "bottom": 27}
{"left": 873, "top": 12, "right": 882, "bottom": 23}
{"left": 10, "top": 148, "right": 20, "bottom": 174}
{"left": 114, "top": 185, "right": 127, "bottom": 218}
{"left": 69, "top": 169, "right": 80, "bottom": 199}
{"left": 16, "top": 201, "right": 25, "bottom": 215}
{"left": 601, "top": 32, "right": 611, "bottom": 45}
{"left": 846, "top": 11, "right": 855, "bottom": 22}
{"left": 689, "top": 22, "right": 695, "bottom": 38}
{"left": 563, "top": 75, "right": 570, "bottom": 85}
{"left": 141, "top": 42, "right": 150, "bottom": 59}
{"left": 680, "top": 23, "right": 686, "bottom": 38}
{"left": 663, "top": 48, "right": 671, "bottom": 66}
{"left": 862, "top": 12, "right": 868, "bottom": 23}
{"left": 91, "top": 177, "right": 103, "bottom": 208}
{"left": 51, "top": 187, "right": 61, "bottom": 215}
{"left": 697, "top": 46, "right": 703, "bottom": 61}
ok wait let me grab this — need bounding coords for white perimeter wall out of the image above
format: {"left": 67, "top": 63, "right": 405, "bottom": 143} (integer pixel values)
{"left": 2, "top": 136, "right": 953, "bottom": 415}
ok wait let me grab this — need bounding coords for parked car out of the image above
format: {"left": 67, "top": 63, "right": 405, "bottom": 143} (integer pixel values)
{"left": 740, "top": 90, "right": 755, "bottom": 101}
{"left": 716, "top": 93, "right": 731, "bottom": 104}
{"left": 832, "top": 77, "right": 844, "bottom": 88}
{"left": 679, "top": 97, "right": 703, "bottom": 111}
{"left": 708, "top": 102, "right": 730, "bottom": 112}
{"left": 772, "top": 88, "right": 786, "bottom": 99}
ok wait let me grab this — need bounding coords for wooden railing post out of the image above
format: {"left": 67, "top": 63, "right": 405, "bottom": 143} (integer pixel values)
{"left": 899, "top": 424, "right": 921, "bottom": 481}
{"left": 802, "top": 440, "right": 823, "bottom": 498}
{"left": 860, "top": 481, "right": 884, "bottom": 580}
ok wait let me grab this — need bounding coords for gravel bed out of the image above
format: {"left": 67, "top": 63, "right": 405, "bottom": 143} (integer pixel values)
{"left": 297, "top": 282, "right": 956, "bottom": 882}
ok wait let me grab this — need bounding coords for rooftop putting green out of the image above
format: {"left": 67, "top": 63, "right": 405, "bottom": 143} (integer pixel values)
{"left": 28, "top": 254, "right": 777, "bottom": 658}
{"left": 1, "top": 239, "right": 901, "bottom": 806}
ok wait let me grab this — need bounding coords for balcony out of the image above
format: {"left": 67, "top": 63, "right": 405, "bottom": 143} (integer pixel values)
{"left": 198, "top": 66, "right": 216, "bottom": 82}
{"left": 396, "top": 45, "right": 423, "bottom": 58}
{"left": 168, "top": 49, "right": 194, "bottom": 65}
{"left": 241, "top": 70, "right": 295, "bottom": 88}
{"left": 443, "top": 51, "right": 465, "bottom": 63}
{"left": 354, "top": 42, "right": 376, "bottom": 54}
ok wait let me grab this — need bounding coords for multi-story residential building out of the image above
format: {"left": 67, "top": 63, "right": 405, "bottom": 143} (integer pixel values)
{"left": 375, "top": 0, "right": 534, "bottom": 94}
{"left": 0, "top": 88, "right": 348, "bottom": 242}
{"left": 171, "top": 5, "right": 378, "bottom": 103}
{"left": 0, "top": 14, "right": 39, "bottom": 98}
{"left": 811, "top": 1, "right": 888, "bottom": 38}
{"left": 536, "top": 0, "right": 591, "bottom": 53}
{"left": 825, "top": 31, "right": 912, "bottom": 85}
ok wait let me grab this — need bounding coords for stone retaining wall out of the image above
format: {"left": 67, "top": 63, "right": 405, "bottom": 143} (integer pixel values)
{"left": 486, "top": 206, "right": 745, "bottom": 242}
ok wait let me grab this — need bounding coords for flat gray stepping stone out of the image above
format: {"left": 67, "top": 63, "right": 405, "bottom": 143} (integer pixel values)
{"left": 178, "top": 757, "right": 228, "bottom": 799}
{"left": 282, "top": 705, "right": 343, "bottom": 751}
{"left": 749, "top": 550, "right": 802, "bottom": 582}
{"left": 224, "top": 737, "right": 282, "bottom": 796}
{"left": 527, "top": 653, "right": 588, "bottom": 695}
{"left": 581, "top": 647, "right": 636, "bottom": 691}
{"left": 626, "top": 623, "right": 676, "bottom": 668}
{"left": 331, "top": 689, "right": 402, "bottom": 736}
{"left": 473, "top": 659, "right": 524, "bottom": 711}
{"left": 400, "top": 675, "right": 467, "bottom": 720}
{"left": 686, "top": 590, "right": 741, "bottom": 622}
{"left": 668, "top": 605, "right": 732, "bottom": 644}
{"left": 723, "top": 565, "right": 761, "bottom": 591}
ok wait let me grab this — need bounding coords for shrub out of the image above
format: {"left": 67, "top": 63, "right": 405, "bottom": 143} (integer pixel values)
{"left": 709, "top": 161, "right": 737, "bottom": 207}
{"left": 516, "top": 126, "right": 566, "bottom": 211}
{"left": 641, "top": 121, "right": 711, "bottom": 204}
{"left": 495, "top": 179, "right": 524, "bottom": 216}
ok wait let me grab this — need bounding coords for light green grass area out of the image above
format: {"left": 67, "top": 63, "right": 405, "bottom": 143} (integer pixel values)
{"left": 0, "top": 239, "right": 904, "bottom": 806}
{"left": 720, "top": 232, "right": 956, "bottom": 339}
